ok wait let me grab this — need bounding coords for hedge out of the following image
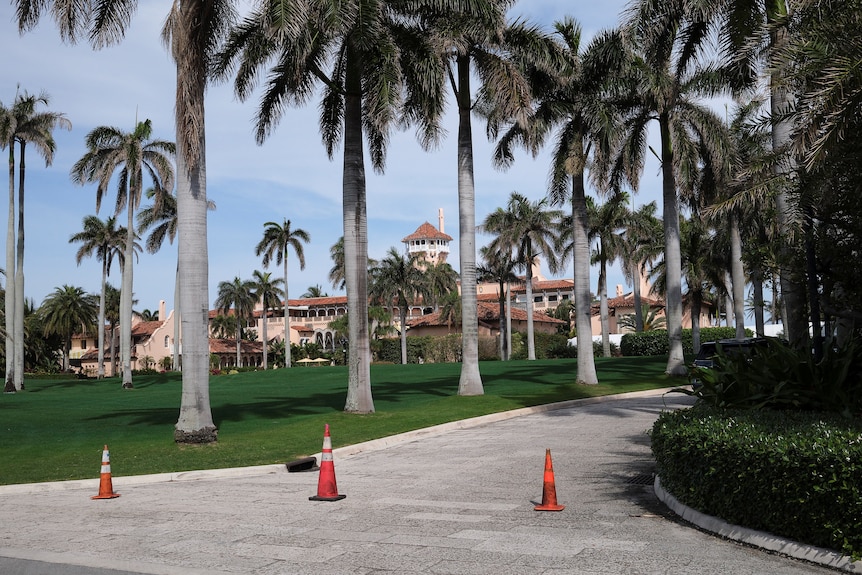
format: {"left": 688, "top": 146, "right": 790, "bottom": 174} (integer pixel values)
{"left": 651, "top": 405, "right": 862, "bottom": 559}
{"left": 620, "top": 327, "right": 751, "bottom": 356}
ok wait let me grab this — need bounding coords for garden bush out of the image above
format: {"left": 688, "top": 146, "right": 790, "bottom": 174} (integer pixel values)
{"left": 620, "top": 327, "right": 748, "bottom": 356}
{"left": 652, "top": 404, "right": 862, "bottom": 558}
{"left": 377, "top": 335, "right": 498, "bottom": 363}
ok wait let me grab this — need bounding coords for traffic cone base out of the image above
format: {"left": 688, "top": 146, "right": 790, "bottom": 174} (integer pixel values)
{"left": 92, "top": 445, "right": 120, "bottom": 500}
{"left": 310, "top": 424, "right": 345, "bottom": 502}
{"left": 534, "top": 449, "right": 564, "bottom": 512}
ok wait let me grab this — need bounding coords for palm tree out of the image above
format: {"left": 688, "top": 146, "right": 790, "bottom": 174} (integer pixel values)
{"left": 71, "top": 120, "right": 175, "bottom": 389}
{"left": 39, "top": 285, "right": 97, "bottom": 372}
{"left": 618, "top": 304, "right": 667, "bottom": 332}
{"left": 614, "top": 2, "right": 732, "bottom": 375}
{"left": 620, "top": 200, "right": 662, "bottom": 332}
{"left": 254, "top": 219, "right": 309, "bottom": 369}
{"left": 370, "top": 248, "right": 429, "bottom": 365}
{"left": 103, "top": 283, "right": 121, "bottom": 376}
{"left": 422, "top": 261, "right": 459, "bottom": 311}
{"left": 302, "top": 285, "right": 327, "bottom": 299}
{"left": 587, "top": 192, "right": 630, "bottom": 357}
{"left": 252, "top": 270, "right": 284, "bottom": 370}
{"left": 68, "top": 215, "right": 127, "bottom": 379}
{"left": 481, "top": 192, "right": 562, "bottom": 360}
{"left": 214, "top": 277, "right": 256, "bottom": 368}
{"left": 209, "top": 314, "right": 233, "bottom": 340}
{"left": 477, "top": 245, "right": 517, "bottom": 360}
{"left": 491, "top": 19, "right": 624, "bottom": 383}
{"left": 16, "top": 0, "right": 231, "bottom": 442}
{"left": 421, "top": 0, "right": 547, "bottom": 396}
{"left": 328, "top": 237, "right": 347, "bottom": 292}
{"left": 0, "top": 89, "right": 71, "bottom": 392}
{"left": 216, "top": 0, "right": 487, "bottom": 412}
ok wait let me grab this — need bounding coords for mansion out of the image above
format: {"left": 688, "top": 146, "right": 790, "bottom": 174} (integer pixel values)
{"left": 72, "top": 211, "right": 710, "bottom": 374}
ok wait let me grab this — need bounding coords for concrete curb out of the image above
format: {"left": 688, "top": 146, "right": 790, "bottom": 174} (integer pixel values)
{"left": 0, "top": 387, "right": 678, "bottom": 496}
{"left": 654, "top": 475, "right": 861, "bottom": 573}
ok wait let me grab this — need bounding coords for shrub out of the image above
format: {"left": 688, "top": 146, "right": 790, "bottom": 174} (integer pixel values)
{"left": 620, "top": 327, "right": 750, "bottom": 356}
{"left": 681, "top": 337, "right": 862, "bottom": 415}
{"left": 652, "top": 405, "right": 862, "bottom": 558}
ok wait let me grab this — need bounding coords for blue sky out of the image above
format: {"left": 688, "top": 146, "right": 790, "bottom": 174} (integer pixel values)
{"left": 1, "top": 0, "right": 665, "bottom": 315}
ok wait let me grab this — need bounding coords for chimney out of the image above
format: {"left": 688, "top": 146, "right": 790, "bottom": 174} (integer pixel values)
{"left": 159, "top": 300, "right": 166, "bottom": 322}
{"left": 438, "top": 208, "right": 444, "bottom": 234}
{"left": 616, "top": 285, "right": 623, "bottom": 297}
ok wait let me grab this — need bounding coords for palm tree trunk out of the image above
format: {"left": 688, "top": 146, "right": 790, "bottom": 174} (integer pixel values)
{"left": 599, "top": 258, "right": 610, "bottom": 358}
{"left": 5, "top": 144, "right": 16, "bottom": 392}
{"left": 692, "top": 291, "right": 703, "bottom": 354}
{"left": 120, "top": 189, "right": 135, "bottom": 389}
{"left": 173, "top": 264, "right": 180, "bottom": 371}
{"left": 283, "top": 256, "right": 291, "bottom": 368}
{"left": 525, "top": 264, "right": 536, "bottom": 361}
{"left": 506, "top": 281, "right": 512, "bottom": 360}
{"left": 97, "top": 258, "right": 107, "bottom": 379}
{"left": 342, "top": 57, "right": 374, "bottom": 414}
{"left": 497, "top": 280, "right": 505, "bottom": 360}
{"left": 632, "top": 262, "right": 644, "bottom": 332}
{"left": 174, "top": 78, "right": 216, "bottom": 442}
{"left": 13, "top": 142, "right": 25, "bottom": 389}
{"left": 659, "top": 116, "right": 686, "bottom": 376}
{"left": 572, "top": 171, "right": 597, "bottom": 383}
{"left": 730, "top": 217, "right": 746, "bottom": 340}
{"left": 400, "top": 305, "right": 408, "bottom": 364}
{"left": 235, "top": 318, "right": 242, "bottom": 367}
{"left": 261, "top": 302, "right": 269, "bottom": 370}
{"left": 751, "top": 265, "right": 765, "bottom": 336}
{"left": 455, "top": 55, "right": 483, "bottom": 395}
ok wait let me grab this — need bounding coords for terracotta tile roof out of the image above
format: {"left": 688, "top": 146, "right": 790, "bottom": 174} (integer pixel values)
{"left": 509, "top": 278, "right": 575, "bottom": 293}
{"left": 131, "top": 321, "right": 164, "bottom": 337}
{"left": 401, "top": 222, "right": 453, "bottom": 242}
{"left": 590, "top": 293, "right": 664, "bottom": 316}
{"left": 209, "top": 339, "right": 264, "bottom": 354}
{"left": 286, "top": 296, "right": 348, "bottom": 307}
{"left": 407, "top": 302, "right": 564, "bottom": 328}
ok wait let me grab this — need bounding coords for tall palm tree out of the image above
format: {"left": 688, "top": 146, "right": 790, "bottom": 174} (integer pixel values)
{"left": 477, "top": 244, "right": 517, "bottom": 360}
{"left": 216, "top": 0, "right": 487, "bottom": 412}
{"left": 421, "top": 0, "right": 546, "bottom": 395}
{"left": 422, "top": 261, "right": 459, "bottom": 311}
{"left": 16, "top": 0, "right": 233, "bottom": 442}
{"left": 369, "top": 248, "right": 429, "bottom": 365}
{"left": 209, "top": 314, "right": 234, "bottom": 340}
{"left": 492, "top": 19, "right": 625, "bottom": 383}
{"left": 615, "top": 1, "right": 732, "bottom": 375}
{"left": 0, "top": 90, "right": 71, "bottom": 392}
{"left": 481, "top": 192, "right": 562, "bottom": 360}
{"left": 68, "top": 215, "right": 127, "bottom": 379}
{"left": 620, "top": 200, "right": 662, "bottom": 332}
{"left": 251, "top": 270, "right": 284, "bottom": 370}
{"left": 214, "top": 276, "right": 256, "bottom": 368}
{"left": 302, "top": 285, "right": 327, "bottom": 299}
{"left": 587, "top": 192, "right": 630, "bottom": 357}
{"left": 254, "top": 219, "right": 309, "bottom": 369}
{"left": 39, "top": 285, "right": 97, "bottom": 372}
{"left": 71, "top": 120, "right": 175, "bottom": 389}
{"left": 138, "top": 186, "right": 216, "bottom": 371}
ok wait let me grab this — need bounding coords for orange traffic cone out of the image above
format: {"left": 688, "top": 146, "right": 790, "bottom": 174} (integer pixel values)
{"left": 309, "top": 424, "right": 346, "bottom": 502}
{"left": 91, "top": 445, "right": 120, "bottom": 500}
{"left": 534, "top": 449, "right": 564, "bottom": 511}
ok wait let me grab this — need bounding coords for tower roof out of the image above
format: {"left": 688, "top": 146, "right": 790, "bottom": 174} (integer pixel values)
{"left": 401, "top": 222, "right": 453, "bottom": 243}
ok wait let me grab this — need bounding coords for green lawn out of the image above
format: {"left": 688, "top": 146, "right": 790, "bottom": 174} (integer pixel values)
{"left": 0, "top": 357, "right": 674, "bottom": 485}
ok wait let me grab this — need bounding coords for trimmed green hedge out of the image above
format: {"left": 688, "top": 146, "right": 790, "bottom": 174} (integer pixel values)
{"left": 620, "top": 327, "right": 751, "bottom": 356}
{"left": 652, "top": 405, "right": 862, "bottom": 559}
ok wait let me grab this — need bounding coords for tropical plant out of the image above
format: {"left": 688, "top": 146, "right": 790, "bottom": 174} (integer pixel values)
{"left": 210, "top": 314, "right": 233, "bottom": 340}
{"left": 370, "top": 248, "right": 429, "bottom": 365}
{"left": 587, "top": 192, "right": 630, "bottom": 357}
{"left": 254, "top": 219, "right": 309, "bottom": 369}
{"left": 420, "top": 0, "right": 549, "bottom": 395}
{"left": 620, "top": 200, "right": 663, "bottom": 332}
{"left": 490, "top": 18, "right": 623, "bottom": 383}
{"left": 481, "top": 192, "right": 562, "bottom": 361}
{"left": 614, "top": 1, "right": 732, "bottom": 374}
{"left": 422, "top": 261, "right": 459, "bottom": 311}
{"left": 68, "top": 215, "right": 128, "bottom": 379}
{"left": 252, "top": 270, "right": 284, "bottom": 370}
{"left": 39, "top": 285, "right": 97, "bottom": 372}
{"left": 70, "top": 119, "right": 175, "bottom": 389}
{"left": 215, "top": 0, "right": 490, "bottom": 412}
{"left": 16, "top": 0, "right": 231, "bottom": 442}
{"left": 618, "top": 304, "right": 666, "bottom": 332}
{"left": 214, "top": 277, "right": 256, "bottom": 368}
{"left": 138, "top": 309, "right": 158, "bottom": 322}
{"left": 103, "top": 283, "right": 121, "bottom": 376}
{"left": 477, "top": 244, "right": 518, "bottom": 360}
{"left": 0, "top": 89, "right": 71, "bottom": 392}
{"left": 302, "top": 285, "right": 327, "bottom": 299}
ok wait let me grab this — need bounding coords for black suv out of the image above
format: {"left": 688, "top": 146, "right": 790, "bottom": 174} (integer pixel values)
{"left": 691, "top": 338, "right": 769, "bottom": 386}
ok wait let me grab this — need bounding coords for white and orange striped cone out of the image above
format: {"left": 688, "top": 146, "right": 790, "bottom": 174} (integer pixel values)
{"left": 309, "top": 424, "right": 346, "bottom": 501}
{"left": 534, "top": 449, "right": 564, "bottom": 511}
{"left": 91, "top": 445, "right": 120, "bottom": 500}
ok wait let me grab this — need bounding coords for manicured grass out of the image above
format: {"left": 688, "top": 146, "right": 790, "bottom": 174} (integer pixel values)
{"left": 0, "top": 357, "right": 673, "bottom": 485}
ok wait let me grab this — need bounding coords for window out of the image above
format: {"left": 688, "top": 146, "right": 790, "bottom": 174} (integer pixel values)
{"left": 534, "top": 295, "right": 544, "bottom": 303}
{"left": 561, "top": 294, "right": 570, "bottom": 300}
{"left": 548, "top": 295, "right": 558, "bottom": 302}
{"left": 81, "top": 339, "right": 87, "bottom": 349}
{"left": 164, "top": 335, "right": 170, "bottom": 348}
